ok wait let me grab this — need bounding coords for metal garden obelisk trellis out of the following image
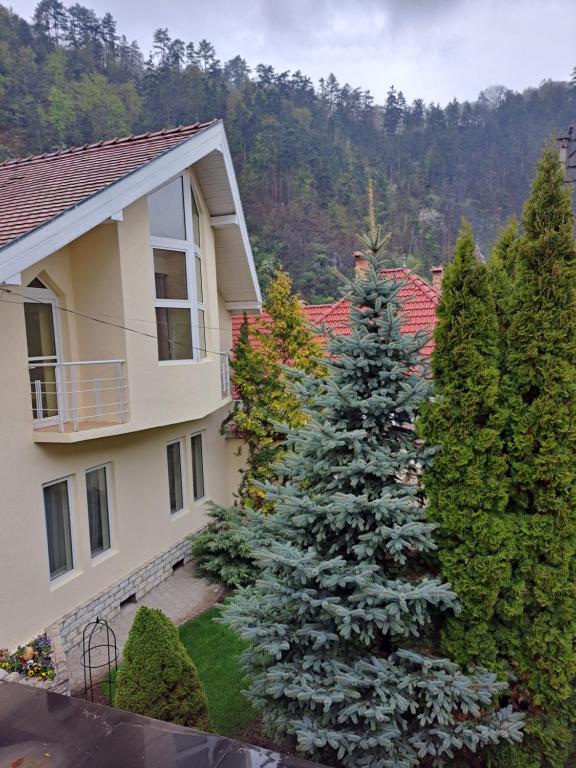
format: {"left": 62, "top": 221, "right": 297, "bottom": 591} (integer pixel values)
{"left": 82, "top": 616, "right": 118, "bottom": 706}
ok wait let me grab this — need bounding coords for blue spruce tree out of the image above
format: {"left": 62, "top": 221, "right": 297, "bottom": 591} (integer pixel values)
{"left": 222, "top": 230, "right": 523, "bottom": 767}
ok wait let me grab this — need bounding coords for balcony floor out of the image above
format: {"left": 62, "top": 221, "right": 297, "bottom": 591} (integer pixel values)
{"left": 34, "top": 419, "right": 120, "bottom": 434}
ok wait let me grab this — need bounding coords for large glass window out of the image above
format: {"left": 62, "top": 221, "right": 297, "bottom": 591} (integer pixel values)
{"left": 25, "top": 299, "right": 59, "bottom": 420}
{"left": 191, "top": 189, "right": 201, "bottom": 248}
{"left": 147, "top": 177, "right": 186, "bottom": 240}
{"left": 43, "top": 479, "right": 73, "bottom": 579}
{"left": 197, "top": 309, "right": 206, "bottom": 359}
{"left": 167, "top": 441, "right": 184, "bottom": 513}
{"left": 86, "top": 466, "right": 111, "bottom": 558}
{"left": 195, "top": 255, "right": 203, "bottom": 303}
{"left": 155, "top": 307, "right": 193, "bottom": 361}
{"left": 148, "top": 173, "right": 205, "bottom": 363}
{"left": 154, "top": 249, "right": 188, "bottom": 300}
{"left": 191, "top": 434, "right": 205, "bottom": 501}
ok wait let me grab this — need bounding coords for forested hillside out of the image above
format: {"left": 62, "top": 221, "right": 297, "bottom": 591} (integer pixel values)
{"left": 1, "top": 1, "right": 575, "bottom": 300}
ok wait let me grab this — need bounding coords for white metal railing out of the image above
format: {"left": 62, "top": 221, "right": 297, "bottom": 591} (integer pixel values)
{"left": 28, "top": 360, "right": 128, "bottom": 433}
{"left": 220, "top": 353, "right": 231, "bottom": 398}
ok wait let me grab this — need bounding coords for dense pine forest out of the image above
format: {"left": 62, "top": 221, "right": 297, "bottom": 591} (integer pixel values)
{"left": 1, "top": 1, "right": 575, "bottom": 300}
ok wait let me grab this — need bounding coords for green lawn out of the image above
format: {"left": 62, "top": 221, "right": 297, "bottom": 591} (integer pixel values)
{"left": 178, "top": 605, "right": 257, "bottom": 736}
{"left": 103, "top": 604, "right": 257, "bottom": 737}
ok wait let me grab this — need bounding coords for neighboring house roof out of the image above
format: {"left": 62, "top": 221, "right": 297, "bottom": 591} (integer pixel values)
{"left": 0, "top": 122, "right": 214, "bottom": 249}
{"left": 316, "top": 268, "right": 439, "bottom": 356}
{"left": 232, "top": 268, "right": 439, "bottom": 357}
{"left": 0, "top": 121, "right": 261, "bottom": 310}
{"left": 231, "top": 303, "right": 335, "bottom": 350}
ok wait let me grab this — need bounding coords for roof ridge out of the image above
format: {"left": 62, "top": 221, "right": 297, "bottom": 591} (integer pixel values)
{"left": 0, "top": 120, "right": 218, "bottom": 168}
{"left": 403, "top": 269, "right": 440, "bottom": 301}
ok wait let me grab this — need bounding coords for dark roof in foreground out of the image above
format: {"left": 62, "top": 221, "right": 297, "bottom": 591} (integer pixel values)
{"left": 0, "top": 121, "right": 216, "bottom": 250}
{"left": 0, "top": 682, "right": 324, "bottom": 768}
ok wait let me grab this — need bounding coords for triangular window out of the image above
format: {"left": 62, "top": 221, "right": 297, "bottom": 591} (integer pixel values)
{"left": 27, "top": 277, "right": 48, "bottom": 289}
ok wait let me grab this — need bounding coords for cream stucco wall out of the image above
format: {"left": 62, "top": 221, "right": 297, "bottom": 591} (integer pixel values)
{"left": 0, "top": 163, "right": 246, "bottom": 650}
{"left": 0, "top": 403, "right": 233, "bottom": 651}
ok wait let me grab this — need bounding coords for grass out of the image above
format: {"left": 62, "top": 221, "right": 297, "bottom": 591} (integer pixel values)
{"left": 102, "top": 604, "right": 257, "bottom": 737}
{"left": 178, "top": 604, "right": 257, "bottom": 736}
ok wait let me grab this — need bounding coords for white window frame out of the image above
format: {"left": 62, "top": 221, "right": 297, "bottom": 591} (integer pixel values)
{"left": 166, "top": 438, "right": 186, "bottom": 515}
{"left": 149, "top": 171, "right": 205, "bottom": 363}
{"left": 42, "top": 476, "right": 76, "bottom": 583}
{"left": 24, "top": 281, "right": 66, "bottom": 428}
{"left": 190, "top": 431, "right": 206, "bottom": 502}
{"left": 85, "top": 463, "right": 114, "bottom": 561}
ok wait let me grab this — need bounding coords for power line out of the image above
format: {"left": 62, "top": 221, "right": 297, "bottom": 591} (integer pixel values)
{"left": 4, "top": 287, "right": 236, "bottom": 334}
{"left": 0, "top": 290, "right": 229, "bottom": 358}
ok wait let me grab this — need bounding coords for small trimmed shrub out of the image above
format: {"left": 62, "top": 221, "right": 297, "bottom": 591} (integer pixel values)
{"left": 114, "top": 606, "right": 210, "bottom": 730}
{"left": 190, "top": 505, "right": 257, "bottom": 588}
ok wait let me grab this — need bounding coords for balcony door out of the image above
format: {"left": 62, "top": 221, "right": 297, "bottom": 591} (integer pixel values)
{"left": 24, "top": 280, "right": 63, "bottom": 425}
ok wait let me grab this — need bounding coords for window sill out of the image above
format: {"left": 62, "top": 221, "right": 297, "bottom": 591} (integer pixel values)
{"left": 90, "top": 548, "right": 118, "bottom": 568}
{"left": 158, "top": 357, "right": 210, "bottom": 367}
{"left": 170, "top": 507, "right": 190, "bottom": 521}
{"left": 49, "top": 568, "right": 81, "bottom": 591}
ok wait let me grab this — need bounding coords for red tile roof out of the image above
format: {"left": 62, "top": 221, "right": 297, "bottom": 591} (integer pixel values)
{"left": 231, "top": 268, "right": 439, "bottom": 357}
{"left": 231, "top": 303, "right": 334, "bottom": 350}
{"left": 316, "top": 268, "right": 439, "bottom": 356}
{"left": 0, "top": 121, "right": 217, "bottom": 250}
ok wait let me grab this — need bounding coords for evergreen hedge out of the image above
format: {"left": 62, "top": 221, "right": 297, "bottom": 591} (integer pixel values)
{"left": 490, "top": 147, "right": 576, "bottom": 767}
{"left": 417, "top": 222, "right": 513, "bottom": 670}
{"left": 114, "top": 606, "right": 210, "bottom": 731}
{"left": 421, "top": 147, "right": 576, "bottom": 767}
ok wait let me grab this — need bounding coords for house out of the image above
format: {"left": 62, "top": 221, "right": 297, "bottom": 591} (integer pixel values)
{"left": 231, "top": 258, "right": 440, "bottom": 357}
{"left": 0, "top": 121, "right": 261, "bottom": 654}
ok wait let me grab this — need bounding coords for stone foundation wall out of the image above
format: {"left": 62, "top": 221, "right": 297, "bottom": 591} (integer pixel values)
{"left": 57, "top": 538, "right": 193, "bottom": 652}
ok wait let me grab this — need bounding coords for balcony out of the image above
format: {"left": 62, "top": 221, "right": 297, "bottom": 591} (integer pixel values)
{"left": 29, "top": 360, "right": 129, "bottom": 442}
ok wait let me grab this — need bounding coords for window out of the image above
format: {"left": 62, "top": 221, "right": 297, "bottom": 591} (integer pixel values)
{"left": 154, "top": 249, "right": 188, "bottom": 300}
{"left": 43, "top": 479, "right": 73, "bottom": 580}
{"left": 148, "top": 174, "right": 205, "bottom": 362}
{"left": 155, "top": 307, "right": 193, "bottom": 361}
{"left": 190, "top": 434, "right": 205, "bottom": 501}
{"left": 167, "top": 440, "right": 184, "bottom": 513}
{"left": 86, "top": 466, "right": 111, "bottom": 557}
{"left": 191, "top": 190, "right": 201, "bottom": 248}
{"left": 148, "top": 177, "right": 186, "bottom": 240}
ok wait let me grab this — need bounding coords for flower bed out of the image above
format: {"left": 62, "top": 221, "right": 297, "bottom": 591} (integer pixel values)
{"left": 0, "top": 634, "right": 56, "bottom": 681}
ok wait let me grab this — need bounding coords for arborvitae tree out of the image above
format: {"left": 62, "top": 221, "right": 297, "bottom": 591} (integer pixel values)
{"left": 417, "top": 222, "right": 512, "bottom": 671}
{"left": 504, "top": 147, "right": 576, "bottom": 703}
{"left": 488, "top": 219, "right": 520, "bottom": 369}
{"left": 114, "top": 607, "right": 210, "bottom": 730}
{"left": 224, "top": 269, "right": 323, "bottom": 510}
{"left": 222, "top": 234, "right": 523, "bottom": 767}
{"left": 488, "top": 146, "right": 576, "bottom": 768}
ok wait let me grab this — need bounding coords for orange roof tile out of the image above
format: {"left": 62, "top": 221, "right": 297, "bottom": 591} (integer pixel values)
{"left": 232, "top": 268, "right": 439, "bottom": 358}
{"left": 0, "top": 121, "right": 217, "bottom": 250}
{"left": 231, "top": 303, "right": 334, "bottom": 350}
{"left": 317, "top": 268, "right": 439, "bottom": 356}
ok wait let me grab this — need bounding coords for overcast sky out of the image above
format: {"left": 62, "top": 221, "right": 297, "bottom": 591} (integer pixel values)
{"left": 9, "top": 0, "right": 576, "bottom": 104}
